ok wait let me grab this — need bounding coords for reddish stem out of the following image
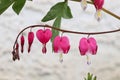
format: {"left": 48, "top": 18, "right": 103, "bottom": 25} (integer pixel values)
{"left": 13, "top": 24, "right": 120, "bottom": 51}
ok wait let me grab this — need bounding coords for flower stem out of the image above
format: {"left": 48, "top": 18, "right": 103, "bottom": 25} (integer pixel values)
{"left": 12, "top": 1, "right": 120, "bottom": 50}
{"left": 12, "top": 24, "right": 120, "bottom": 52}
{"left": 65, "top": 0, "right": 68, "bottom": 2}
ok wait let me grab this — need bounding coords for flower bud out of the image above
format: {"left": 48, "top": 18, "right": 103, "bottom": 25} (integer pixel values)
{"left": 28, "top": 31, "right": 34, "bottom": 53}
{"left": 12, "top": 42, "right": 20, "bottom": 61}
{"left": 20, "top": 35, "right": 25, "bottom": 53}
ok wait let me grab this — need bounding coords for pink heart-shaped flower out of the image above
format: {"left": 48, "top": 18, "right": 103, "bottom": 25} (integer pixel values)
{"left": 79, "top": 37, "right": 98, "bottom": 56}
{"left": 88, "top": 37, "right": 98, "bottom": 55}
{"left": 36, "top": 29, "right": 52, "bottom": 44}
{"left": 53, "top": 36, "right": 70, "bottom": 54}
{"left": 36, "top": 29, "right": 52, "bottom": 53}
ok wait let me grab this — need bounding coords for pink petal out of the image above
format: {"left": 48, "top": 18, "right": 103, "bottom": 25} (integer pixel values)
{"left": 97, "top": 0, "right": 104, "bottom": 9}
{"left": 28, "top": 32, "right": 34, "bottom": 53}
{"left": 36, "top": 29, "right": 52, "bottom": 44}
{"left": 36, "top": 29, "right": 44, "bottom": 43}
{"left": 79, "top": 38, "right": 89, "bottom": 56}
{"left": 53, "top": 36, "right": 61, "bottom": 53}
{"left": 44, "top": 29, "right": 52, "bottom": 43}
{"left": 88, "top": 37, "right": 98, "bottom": 55}
{"left": 94, "top": 0, "right": 104, "bottom": 10}
{"left": 20, "top": 35, "right": 25, "bottom": 53}
{"left": 53, "top": 36, "right": 70, "bottom": 54}
{"left": 60, "top": 36, "right": 70, "bottom": 54}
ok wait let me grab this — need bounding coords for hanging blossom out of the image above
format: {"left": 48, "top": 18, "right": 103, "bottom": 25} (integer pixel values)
{"left": 53, "top": 35, "right": 70, "bottom": 63}
{"left": 93, "top": 0, "right": 104, "bottom": 21}
{"left": 79, "top": 37, "right": 98, "bottom": 65}
{"left": 28, "top": 31, "right": 34, "bottom": 53}
{"left": 20, "top": 34, "right": 25, "bottom": 53}
{"left": 81, "top": 0, "right": 87, "bottom": 11}
{"left": 36, "top": 28, "right": 52, "bottom": 54}
{"left": 12, "top": 42, "right": 20, "bottom": 61}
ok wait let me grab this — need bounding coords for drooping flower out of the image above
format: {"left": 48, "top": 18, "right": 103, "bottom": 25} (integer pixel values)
{"left": 53, "top": 36, "right": 70, "bottom": 63}
{"left": 36, "top": 29, "right": 52, "bottom": 54}
{"left": 20, "top": 34, "right": 25, "bottom": 53}
{"left": 79, "top": 37, "right": 98, "bottom": 64}
{"left": 93, "top": 0, "right": 104, "bottom": 21}
{"left": 28, "top": 31, "right": 34, "bottom": 53}
{"left": 81, "top": 0, "right": 87, "bottom": 11}
{"left": 12, "top": 42, "right": 20, "bottom": 61}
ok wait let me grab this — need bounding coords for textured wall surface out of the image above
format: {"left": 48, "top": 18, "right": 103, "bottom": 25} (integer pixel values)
{"left": 0, "top": 0, "right": 120, "bottom": 80}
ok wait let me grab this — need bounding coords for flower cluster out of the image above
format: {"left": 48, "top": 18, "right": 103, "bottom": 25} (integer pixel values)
{"left": 12, "top": 27, "right": 98, "bottom": 64}
{"left": 81, "top": 0, "right": 104, "bottom": 21}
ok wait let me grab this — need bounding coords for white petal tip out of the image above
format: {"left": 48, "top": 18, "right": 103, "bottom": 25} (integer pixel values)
{"left": 81, "top": 0, "right": 87, "bottom": 11}
{"left": 95, "top": 10, "right": 102, "bottom": 21}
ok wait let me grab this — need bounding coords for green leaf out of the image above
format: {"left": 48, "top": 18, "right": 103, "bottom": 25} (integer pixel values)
{"left": 62, "top": 4, "right": 73, "bottom": 19}
{"left": 85, "top": 73, "right": 97, "bottom": 80}
{"left": 84, "top": 78, "right": 87, "bottom": 80}
{"left": 88, "top": 73, "right": 93, "bottom": 80}
{"left": 42, "top": 2, "right": 64, "bottom": 22}
{"left": 0, "top": 0, "right": 14, "bottom": 15}
{"left": 12, "top": 0, "right": 26, "bottom": 15}
{"left": 51, "top": 17, "right": 61, "bottom": 42}
{"left": 41, "top": 8, "right": 57, "bottom": 22}
{"left": 89, "top": 74, "right": 93, "bottom": 80}
{"left": 41, "top": 2, "right": 73, "bottom": 22}
{"left": 41, "top": 1, "right": 73, "bottom": 43}
{"left": 93, "top": 76, "right": 97, "bottom": 80}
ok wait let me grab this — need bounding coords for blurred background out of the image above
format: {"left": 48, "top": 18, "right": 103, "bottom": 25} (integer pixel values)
{"left": 0, "top": 0, "right": 120, "bottom": 80}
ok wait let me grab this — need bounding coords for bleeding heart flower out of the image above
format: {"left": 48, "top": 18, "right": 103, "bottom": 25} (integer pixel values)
{"left": 79, "top": 37, "right": 98, "bottom": 64}
{"left": 53, "top": 36, "right": 70, "bottom": 54}
{"left": 81, "top": 0, "right": 87, "bottom": 11}
{"left": 28, "top": 31, "right": 34, "bottom": 53}
{"left": 79, "top": 37, "right": 98, "bottom": 55}
{"left": 93, "top": 0, "right": 104, "bottom": 21}
{"left": 53, "top": 36, "right": 70, "bottom": 63}
{"left": 20, "top": 35, "right": 25, "bottom": 53}
{"left": 36, "top": 29, "right": 52, "bottom": 54}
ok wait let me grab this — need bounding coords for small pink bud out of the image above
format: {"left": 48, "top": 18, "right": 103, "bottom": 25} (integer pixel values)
{"left": 20, "top": 35, "right": 25, "bottom": 53}
{"left": 36, "top": 29, "right": 52, "bottom": 54}
{"left": 16, "top": 42, "right": 20, "bottom": 60}
{"left": 12, "top": 42, "right": 20, "bottom": 61}
{"left": 16, "top": 42, "right": 19, "bottom": 50}
{"left": 28, "top": 31, "right": 34, "bottom": 53}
